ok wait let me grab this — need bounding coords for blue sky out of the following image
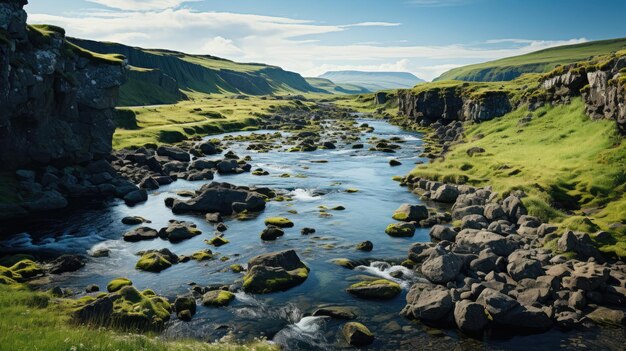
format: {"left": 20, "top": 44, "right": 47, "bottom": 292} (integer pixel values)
{"left": 26, "top": 0, "right": 626, "bottom": 80}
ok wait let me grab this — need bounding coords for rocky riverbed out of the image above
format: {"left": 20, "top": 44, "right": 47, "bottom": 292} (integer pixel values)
{"left": 1, "top": 116, "right": 625, "bottom": 350}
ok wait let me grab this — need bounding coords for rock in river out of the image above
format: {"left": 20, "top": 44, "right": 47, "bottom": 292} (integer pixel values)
{"left": 346, "top": 279, "right": 401, "bottom": 299}
{"left": 171, "top": 182, "right": 266, "bottom": 215}
{"left": 242, "top": 250, "right": 309, "bottom": 294}
{"left": 342, "top": 322, "right": 374, "bottom": 347}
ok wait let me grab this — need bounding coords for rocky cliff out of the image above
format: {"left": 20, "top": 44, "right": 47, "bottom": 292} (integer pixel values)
{"left": 0, "top": 0, "right": 126, "bottom": 169}
{"left": 398, "top": 51, "right": 626, "bottom": 134}
{"left": 397, "top": 85, "right": 512, "bottom": 125}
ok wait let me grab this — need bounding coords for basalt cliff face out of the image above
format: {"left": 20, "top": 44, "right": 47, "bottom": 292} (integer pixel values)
{"left": 0, "top": 0, "right": 126, "bottom": 170}
{"left": 398, "top": 52, "right": 626, "bottom": 133}
{"left": 397, "top": 87, "right": 511, "bottom": 125}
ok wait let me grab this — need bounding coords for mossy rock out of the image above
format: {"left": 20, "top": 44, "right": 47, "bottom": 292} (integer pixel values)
{"left": 202, "top": 290, "right": 235, "bottom": 307}
{"left": 345, "top": 188, "right": 359, "bottom": 193}
{"left": 107, "top": 278, "right": 132, "bottom": 292}
{"left": 206, "top": 236, "right": 229, "bottom": 247}
{"left": 9, "top": 260, "right": 43, "bottom": 280}
{"left": 0, "top": 254, "right": 36, "bottom": 267}
{"left": 135, "top": 252, "right": 174, "bottom": 273}
{"left": 0, "top": 266, "right": 20, "bottom": 285}
{"left": 191, "top": 250, "right": 214, "bottom": 261}
{"left": 346, "top": 279, "right": 401, "bottom": 299}
{"left": 342, "top": 322, "right": 374, "bottom": 346}
{"left": 264, "top": 217, "right": 294, "bottom": 228}
{"left": 110, "top": 286, "right": 172, "bottom": 331}
{"left": 243, "top": 266, "right": 309, "bottom": 294}
{"left": 385, "top": 222, "right": 416, "bottom": 237}
{"left": 332, "top": 258, "right": 357, "bottom": 269}
{"left": 230, "top": 264, "right": 244, "bottom": 273}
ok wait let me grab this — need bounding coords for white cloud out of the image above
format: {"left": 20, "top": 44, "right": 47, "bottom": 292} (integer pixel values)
{"left": 201, "top": 36, "right": 244, "bottom": 56}
{"left": 29, "top": 7, "right": 589, "bottom": 81}
{"left": 85, "top": 0, "right": 197, "bottom": 11}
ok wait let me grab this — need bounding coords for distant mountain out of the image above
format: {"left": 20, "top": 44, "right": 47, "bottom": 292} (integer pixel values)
{"left": 435, "top": 37, "right": 626, "bottom": 82}
{"left": 318, "top": 71, "right": 424, "bottom": 91}
{"left": 69, "top": 38, "right": 325, "bottom": 106}
{"left": 305, "top": 77, "right": 370, "bottom": 94}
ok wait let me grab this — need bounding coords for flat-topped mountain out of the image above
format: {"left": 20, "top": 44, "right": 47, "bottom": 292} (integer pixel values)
{"left": 319, "top": 71, "right": 424, "bottom": 92}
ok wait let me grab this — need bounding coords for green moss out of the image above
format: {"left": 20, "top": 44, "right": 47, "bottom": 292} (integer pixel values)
{"left": 0, "top": 284, "right": 278, "bottom": 350}
{"left": 191, "top": 250, "right": 214, "bottom": 261}
{"left": 229, "top": 264, "right": 244, "bottom": 273}
{"left": 109, "top": 286, "right": 172, "bottom": 331}
{"left": 332, "top": 258, "right": 356, "bottom": 269}
{"left": 135, "top": 253, "right": 173, "bottom": 273}
{"left": 264, "top": 217, "right": 294, "bottom": 228}
{"left": 206, "top": 236, "right": 229, "bottom": 247}
{"left": 202, "top": 290, "right": 235, "bottom": 307}
{"left": 9, "top": 260, "right": 43, "bottom": 280}
{"left": 347, "top": 279, "right": 401, "bottom": 299}
{"left": 66, "top": 41, "right": 125, "bottom": 66}
{"left": 107, "top": 278, "right": 132, "bottom": 293}
{"left": 345, "top": 188, "right": 359, "bottom": 193}
{"left": 391, "top": 212, "right": 409, "bottom": 221}
{"left": 385, "top": 222, "right": 416, "bottom": 237}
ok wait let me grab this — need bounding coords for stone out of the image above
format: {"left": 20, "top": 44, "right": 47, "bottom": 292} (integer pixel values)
{"left": 346, "top": 279, "right": 401, "bottom": 300}
{"left": 392, "top": 204, "right": 429, "bottom": 222}
{"left": 261, "top": 226, "right": 285, "bottom": 241}
{"left": 356, "top": 241, "right": 373, "bottom": 251}
{"left": 385, "top": 222, "right": 416, "bottom": 237}
{"left": 49, "top": 255, "right": 86, "bottom": 274}
{"left": 342, "top": 322, "right": 374, "bottom": 347}
{"left": 461, "top": 214, "right": 489, "bottom": 230}
{"left": 454, "top": 300, "right": 489, "bottom": 333}
{"left": 242, "top": 250, "right": 309, "bottom": 294}
{"left": 421, "top": 250, "right": 464, "bottom": 284}
{"left": 135, "top": 250, "right": 177, "bottom": 273}
{"left": 429, "top": 225, "right": 457, "bottom": 241}
{"left": 123, "top": 227, "right": 158, "bottom": 242}
{"left": 158, "top": 221, "right": 201, "bottom": 243}
{"left": 121, "top": 216, "right": 148, "bottom": 225}
{"left": 507, "top": 251, "right": 544, "bottom": 281}
{"left": 157, "top": 146, "right": 190, "bottom": 162}
{"left": 174, "top": 295, "right": 196, "bottom": 320}
{"left": 301, "top": 227, "right": 316, "bottom": 235}
{"left": 455, "top": 229, "right": 519, "bottom": 256}
{"left": 264, "top": 217, "right": 294, "bottom": 228}
{"left": 566, "top": 261, "right": 609, "bottom": 291}
{"left": 586, "top": 306, "right": 626, "bottom": 327}
{"left": 412, "top": 286, "right": 454, "bottom": 322}
{"left": 124, "top": 189, "right": 148, "bottom": 205}
{"left": 502, "top": 195, "right": 527, "bottom": 221}
{"left": 172, "top": 182, "right": 265, "bottom": 215}
{"left": 312, "top": 306, "right": 357, "bottom": 319}
{"left": 202, "top": 290, "right": 235, "bottom": 307}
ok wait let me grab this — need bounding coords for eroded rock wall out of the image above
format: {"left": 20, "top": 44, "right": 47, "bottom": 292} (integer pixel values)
{"left": 0, "top": 0, "right": 126, "bottom": 169}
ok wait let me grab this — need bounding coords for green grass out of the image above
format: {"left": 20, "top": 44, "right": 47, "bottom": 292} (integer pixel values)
{"left": 112, "top": 94, "right": 315, "bottom": 149}
{"left": 409, "top": 98, "right": 626, "bottom": 257}
{"left": 329, "top": 90, "right": 399, "bottom": 115}
{"left": 0, "top": 284, "right": 277, "bottom": 351}
{"left": 436, "top": 37, "right": 626, "bottom": 81}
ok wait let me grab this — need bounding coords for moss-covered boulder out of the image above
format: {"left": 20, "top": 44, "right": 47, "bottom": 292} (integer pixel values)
{"left": 107, "top": 278, "right": 132, "bottom": 292}
{"left": 347, "top": 279, "right": 401, "bottom": 299}
{"left": 0, "top": 265, "right": 20, "bottom": 285}
{"left": 158, "top": 220, "right": 201, "bottom": 243}
{"left": 342, "top": 322, "right": 374, "bottom": 346}
{"left": 73, "top": 285, "right": 172, "bottom": 331}
{"left": 230, "top": 264, "right": 244, "bottom": 273}
{"left": 9, "top": 259, "right": 43, "bottom": 280}
{"left": 206, "top": 236, "right": 229, "bottom": 247}
{"left": 135, "top": 249, "right": 178, "bottom": 273}
{"left": 191, "top": 249, "right": 214, "bottom": 261}
{"left": 385, "top": 222, "right": 416, "bottom": 237}
{"left": 392, "top": 204, "right": 428, "bottom": 222}
{"left": 264, "top": 217, "right": 294, "bottom": 228}
{"left": 174, "top": 295, "right": 196, "bottom": 321}
{"left": 201, "top": 290, "right": 235, "bottom": 307}
{"left": 242, "top": 250, "right": 309, "bottom": 294}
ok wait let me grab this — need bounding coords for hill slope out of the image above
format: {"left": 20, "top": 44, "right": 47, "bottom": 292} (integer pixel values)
{"left": 305, "top": 77, "right": 370, "bottom": 94}
{"left": 436, "top": 37, "right": 626, "bottom": 82}
{"left": 69, "top": 38, "right": 324, "bottom": 105}
{"left": 319, "top": 71, "right": 424, "bottom": 91}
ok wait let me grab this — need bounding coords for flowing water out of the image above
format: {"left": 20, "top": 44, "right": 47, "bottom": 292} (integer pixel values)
{"left": 0, "top": 119, "right": 623, "bottom": 350}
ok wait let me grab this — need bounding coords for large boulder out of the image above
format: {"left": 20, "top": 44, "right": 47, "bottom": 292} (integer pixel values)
{"left": 158, "top": 220, "right": 201, "bottom": 243}
{"left": 242, "top": 250, "right": 309, "bottom": 294}
{"left": 455, "top": 229, "right": 519, "bottom": 256}
{"left": 346, "top": 279, "right": 401, "bottom": 300}
{"left": 429, "top": 225, "right": 457, "bottom": 242}
{"left": 409, "top": 285, "right": 454, "bottom": 322}
{"left": 420, "top": 249, "right": 464, "bottom": 284}
{"left": 342, "top": 322, "right": 374, "bottom": 347}
{"left": 385, "top": 222, "right": 416, "bottom": 237}
{"left": 431, "top": 184, "right": 459, "bottom": 203}
{"left": 502, "top": 195, "right": 527, "bottom": 221}
{"left": 123, "top": 227, "right": 158, "bottom": 242}
{"left": 454, "top": 300, "right": 489, "bottom": 333}
{"left": 392, "top": 204, "right": 429, "bottom": 222}
{"left": 171, "top": 182, "right": 266, "bottom": 215}
{"left": 135, "top": 249, "right": 178, "bottom": 272}
{"left": 49, "top": 255, "right": 86, "bottom": 274}
{"left": 506, "top": 250, "right": 544, "bottom": 281}
{"left": 157, "top": 146, "right": 190, "bottom": 162}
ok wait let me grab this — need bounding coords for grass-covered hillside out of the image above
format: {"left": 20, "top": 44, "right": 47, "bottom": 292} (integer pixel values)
{"left": 69, "top": 38, "right": 325, "bottom": 105}
{"left": 410, "top": 98, "right": 626, "bottom": 257}
{"left": 113, "top": 94, "right": 316, "bottom": 149}
{"left": 436, "top": 37, "right": 626, "bottom": 81}
{"left": 0, "top": 284, "right": 276, "bottom": 351}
